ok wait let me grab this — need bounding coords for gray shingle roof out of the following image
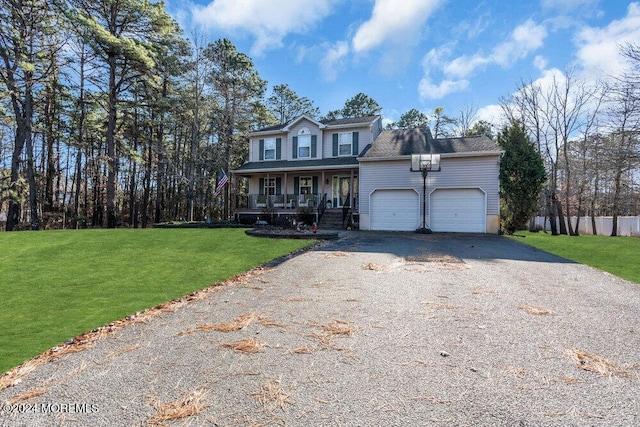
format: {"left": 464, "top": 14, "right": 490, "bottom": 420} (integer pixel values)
{"left": 233, "top": 157, "right": 358, "bottom": 173}
{"left": 360, "top": 128, "right": 500, "bottom": 158}
{"left": 252, "top": 115, "right": 380, "bottom": 133}
{"left": 320, "top": 116, "right": 380, "bottom": 126}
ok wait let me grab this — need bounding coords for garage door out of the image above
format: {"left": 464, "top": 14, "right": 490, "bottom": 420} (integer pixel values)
{"left": 430, "top": 188, "right": 485, "bottom": 232}
{"left": 370, "top": 190, "right": 420, "bottom": 231}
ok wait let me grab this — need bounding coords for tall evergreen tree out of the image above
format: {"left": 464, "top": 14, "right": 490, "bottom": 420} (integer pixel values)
{"left": 66, "top": 0, "right": 176, "bottom": 227}
{"left": 266, "top": 84, "right": 319, "bottom": 124}
{"left": 498, "top": 121, "right": 546, "bottom": 234}
{"left": 0, "top": 0, "right": 57, "bottom": 230}
{"left": 203, "top": 39, "right": 267, "bottom": 219}
{"left": 341, "top": 93, "right": 381, "bottom": 118}
{"left": 396, "top": 108, "right": 429, "bottom": 129}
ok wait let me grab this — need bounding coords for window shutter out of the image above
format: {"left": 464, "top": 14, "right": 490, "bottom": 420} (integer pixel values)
{"left": 276, "top": 138, "right": 282, "bottom": 160}
{"left": 292, "top": 136, "right": 298, "bottom": 159}
{"left": 259, "top": 139, "right": 264, "bottom": 161}
{"left": 352, "top": 132, "right": 359, "bottom": 155}
{"left": 311, "top": 135, "right": 317, "bottom": 158}
{"left": 294, "top": 177, "right": 299, "bottom": 195}
{"left": 276, "top": 178, "right": 282, "bottom": 195}
{"left": 332, "top": 134, "right": 338, "bottom": 156}
{"left": 259, "top": 178, "right": 265, "bottom": 195}
{"left": 312, "top": 176, "right": 318, "bottom": 195}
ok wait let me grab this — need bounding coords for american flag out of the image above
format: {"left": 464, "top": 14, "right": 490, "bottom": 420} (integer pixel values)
{"left": 214, "top": 170, "right": 229, "bottom": 197}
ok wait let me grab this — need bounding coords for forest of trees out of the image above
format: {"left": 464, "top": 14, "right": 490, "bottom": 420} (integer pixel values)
{"left": 1, "top": 1, "right": 638, "bottom": 233}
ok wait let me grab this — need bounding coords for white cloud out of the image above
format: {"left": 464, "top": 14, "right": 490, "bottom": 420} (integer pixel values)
{"left": 191, "top": 0, "right": 338, "bottom": 56}
{"left": 352, "top": 0, "right": 444, "bottom": 53}
{"left": 534, "top": 55, "right": 548, "bottom": 71}
{"left": 320, "top": 41, "right": 350, "bottom": 82}
{"left": 491, "top": 19, "right": 547, "bottom": 67}
{"left": 444, "top": 54, "right": 489, "bottom": 78}
{"left": 575, "top": 2, "right": 640, "bottom": 79}
{"left": 419, "top": 19, "right": 547, "bottom": 99}
{"left": 418, "top": 77, "right": 469, "bottom": 100}
{"left": 476, "top": 104, "right": 507, "bottom": 129}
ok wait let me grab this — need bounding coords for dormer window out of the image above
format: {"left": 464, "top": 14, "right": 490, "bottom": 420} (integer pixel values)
{"left": 292, "top": 128, "right": 316, "bottom": 159}
{"left": 264, "top": 138, "right": 276, "bottom": 160}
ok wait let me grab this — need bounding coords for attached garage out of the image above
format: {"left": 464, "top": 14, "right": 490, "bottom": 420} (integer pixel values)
{"left": 430, "top": 188, "right": 486, "bottom": 233}
{"left": 370, "top": 189, "right": 420, "bottom": 231}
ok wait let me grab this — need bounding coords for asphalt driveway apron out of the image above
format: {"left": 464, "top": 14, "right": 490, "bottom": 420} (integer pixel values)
{"left": 1, "top": 232, "right": 639, "bottom": 426}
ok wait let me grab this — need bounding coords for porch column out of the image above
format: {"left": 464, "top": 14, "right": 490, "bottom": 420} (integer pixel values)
{"left": 349, "top": 169, "right": 354, "bottom": 208}
{"left": 231, "top": 174, "right": 237, "bottom": 220}
{"left": 283, "top": 172, "right": 288, "bottom": 208}
{"left": 321, "top": 171, "right": 326, "bottom": 206}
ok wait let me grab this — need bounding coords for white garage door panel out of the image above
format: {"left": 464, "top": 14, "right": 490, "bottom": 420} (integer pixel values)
{"left": 370, "top": 190, "right": 419, "bottom": 231}
{"left": 431, "top": 189, "right": 485, "bottom": 232}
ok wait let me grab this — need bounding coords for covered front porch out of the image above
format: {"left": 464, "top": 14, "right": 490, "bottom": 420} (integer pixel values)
{"left": 233, "top": 169, "right": 359, "bottom": 214}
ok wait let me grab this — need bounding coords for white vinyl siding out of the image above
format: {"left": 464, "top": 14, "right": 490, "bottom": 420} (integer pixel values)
{"left": 359, "top": 155, "right": 500, "bottom": 232}
{"left": 289, "top": 120, "right": 320, "bottom": 160}
{"left": 322, "top": 125, "right": 374, "bottom": 158}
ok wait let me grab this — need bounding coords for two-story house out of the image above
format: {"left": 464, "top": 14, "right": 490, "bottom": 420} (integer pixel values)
{"left": 232, "top": 114, "right": 503, "bottom": 233}
{"left": 232, "top": 115, "right": 382, "bottom": 225}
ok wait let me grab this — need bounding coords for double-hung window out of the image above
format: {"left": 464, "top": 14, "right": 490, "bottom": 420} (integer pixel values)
{"left": 297, "top": 135, "right": 311, "bottom": 158}
{"left": 338, "top": 132, "right": 353, "bottom": 156}
{"left": 264, "top": 138, "right": 276, "bottom": 160}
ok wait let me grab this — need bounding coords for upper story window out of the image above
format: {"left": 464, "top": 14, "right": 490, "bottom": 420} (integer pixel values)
{"left": 293, "top": 128, "right": 316, "bottom": 159}
{"left": 298, "top": 135, "right": 311, "bottom": 158}
{"left": 264, "top": 138, "right": 276, "bottom": 160}
{"left": 338, "top": 133, "right": 353, "bottom": 156}
{"left": 332, "top": 131, "right": 359, "bottom": 157}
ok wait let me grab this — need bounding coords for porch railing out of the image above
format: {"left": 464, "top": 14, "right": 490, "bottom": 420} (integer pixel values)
{"left": 236, "top": 193, "right": 358, "bottom": 211}
{"left": 238, "top": 194, "right": 321, "bottom": 210}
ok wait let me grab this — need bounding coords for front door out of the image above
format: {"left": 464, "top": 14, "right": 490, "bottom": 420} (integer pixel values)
{"left": 333, "top": 176, "right": 356, "bottom": 208}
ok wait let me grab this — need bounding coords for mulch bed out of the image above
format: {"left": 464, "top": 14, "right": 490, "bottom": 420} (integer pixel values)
{"left": 245, "top": 228, "right": 339, "bottom": 239}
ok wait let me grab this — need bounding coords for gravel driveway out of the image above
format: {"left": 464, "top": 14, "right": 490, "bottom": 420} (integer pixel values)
{"left": 1, "top": 232, "right": 639, "bottom": 426}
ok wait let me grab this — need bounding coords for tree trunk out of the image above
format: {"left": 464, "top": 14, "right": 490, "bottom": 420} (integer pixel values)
{"left": 546, "top": 190, "right": 558, "bottom": 235}
{"left": 556, "top": 197, "right": 567, "bottom": 235}
{"left": 24, "top": 88, "right": 39, "bottom": 230}
{"left": 106, "top": 57, "right": 118, "bottom": 228}
{"left": 6, "top": 127, "right": 26, "bottom": 231}
{"left": 610, "top": 171, "right": 623, "bottom": 236}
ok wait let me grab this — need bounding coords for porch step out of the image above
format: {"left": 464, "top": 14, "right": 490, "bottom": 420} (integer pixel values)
{"left": 319, "top": 210, "right": 349, "bottom": 230}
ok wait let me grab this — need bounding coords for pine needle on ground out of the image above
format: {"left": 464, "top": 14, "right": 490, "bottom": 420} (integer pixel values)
{"left": 202, "top": 313, "right": 259, "bottom": 332}
{"left": 518, "top": 305, "right": 551, "bottom": 315}
{"left": 221, "top": 338, "right": 266, "bottom": 354}
{"left": 148, "top": 389, "right": 209, "bottom": 426}
{"left": 251, "top": 380, "right": 294, "bottom": 411}
{"left": 8, "top": 388, "right": 48, "bottom": 404}
{"left": 566, "top": 348, "right": 629, "bottom": 377}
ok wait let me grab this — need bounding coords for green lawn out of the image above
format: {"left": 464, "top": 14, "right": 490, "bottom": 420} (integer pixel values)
{"left": 512, "top": 232, "right": 640, "bottom": 284}
{"left": 0, "top": 228, "right": 313, "bottom": 374}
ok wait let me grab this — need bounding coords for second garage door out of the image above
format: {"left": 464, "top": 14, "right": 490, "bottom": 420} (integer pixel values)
{"left": 370, "top": 189, "right": 419, "bottom": 231}
{"left": 430, "top": 188, "right": 485, "bottom": 232}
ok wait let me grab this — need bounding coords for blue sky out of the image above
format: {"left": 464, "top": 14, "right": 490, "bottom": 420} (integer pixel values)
{"left": 167, "top": 0, "right": 640, "bottom": 127}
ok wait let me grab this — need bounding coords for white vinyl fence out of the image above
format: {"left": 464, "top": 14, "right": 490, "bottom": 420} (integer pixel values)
{"left": 534, "top": 216, "right": 640, "bottom": 237}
